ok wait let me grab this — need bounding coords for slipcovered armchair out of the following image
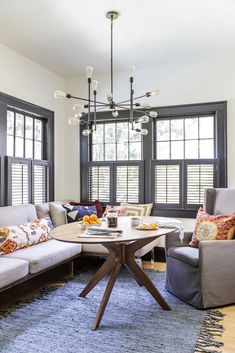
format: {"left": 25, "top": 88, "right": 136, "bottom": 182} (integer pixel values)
{"left": 165, "top": 188, "right": 235, "bottom": 309}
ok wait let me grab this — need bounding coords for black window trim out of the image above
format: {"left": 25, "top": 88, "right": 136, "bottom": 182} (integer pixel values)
{"left": 0, "top": 91, "right": 54, "bottom": 206}
{"left": 81, "top": 101, "right": 227, "bottom": 218}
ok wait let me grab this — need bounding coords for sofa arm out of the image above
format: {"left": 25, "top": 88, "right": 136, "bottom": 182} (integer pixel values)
{"left": 199, "top": 240, "right": 235, "bottom": 307}
{"left": 165, "top": 231, "right": 193, "bottom": 252}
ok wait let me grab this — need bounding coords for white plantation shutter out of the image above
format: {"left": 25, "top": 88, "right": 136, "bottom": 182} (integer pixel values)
{"left": 187, "top": 163, "right": 214, "bottom": 204}
{"left": 154, "top": 164, "right": 180, "bottom": 204}
{"left": 11, "top": 161, "right": 30, "bottom": 205}
{"left": 116, "top": 165, "right": 140, "bottom": 203}
{"left": 33, "top": 164, "right": 50, "bottom": 204}
{"left": 89, "top": 165, "right": 110, "bottom": 202}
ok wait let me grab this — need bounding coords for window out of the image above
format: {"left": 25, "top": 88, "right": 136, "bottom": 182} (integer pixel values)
{"left": 0, "top": 92, "right": 54, "bottom": 206}
{"left": 81, "top": 102, "right": 227, "bottom": 217}
{"left": 92, "top": 122, "right": 141, "bottom": 161}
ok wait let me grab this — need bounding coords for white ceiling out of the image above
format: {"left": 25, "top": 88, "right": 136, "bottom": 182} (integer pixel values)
{"left": 0, "top": 0, "right": 235, "bottom": 77}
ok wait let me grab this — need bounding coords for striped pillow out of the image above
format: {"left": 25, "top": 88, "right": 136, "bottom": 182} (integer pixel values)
{"left": 121, "top": 203, "right": 153, "bottom": 217}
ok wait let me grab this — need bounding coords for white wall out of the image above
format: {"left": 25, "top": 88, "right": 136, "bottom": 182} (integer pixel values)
{"left": 65, "top": 58, "right": 235, "bottom": 231}
{"left": 0, "top": 43, "right": 66, "bottom": 199}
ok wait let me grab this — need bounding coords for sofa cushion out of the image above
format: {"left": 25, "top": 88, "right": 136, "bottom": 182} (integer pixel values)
{"left": 4, "top": 239, "right": 82, "bottom": 274}
{"left": 121, "top": 203, "right": 153, "bottom": 216}
{"left": 49, "top": 202, "right": 67, "bottom": 227}
{"left": 70, "top": 200, "right": 104, "bottom": 218}
{"left": 0, "top": 204, "right": 37, "bottom": 226}
{"left": 167, "top": 246, "right": 199, "bottom": 267}
{"left": 0, "top": 258, "right": 28, "bottom": 289}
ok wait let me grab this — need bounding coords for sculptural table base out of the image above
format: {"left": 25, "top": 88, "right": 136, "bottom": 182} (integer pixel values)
{"left": 79, "top": 237, "right": 171, "bottom": 330}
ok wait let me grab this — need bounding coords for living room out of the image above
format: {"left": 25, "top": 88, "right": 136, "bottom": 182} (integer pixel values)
{"left": 0, "top": 0, "right": 234, "bottom": 352}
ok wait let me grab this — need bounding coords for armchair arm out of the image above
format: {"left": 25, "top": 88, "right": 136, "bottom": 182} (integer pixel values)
{"left": 199, "top": 240, "right": 235, "bottom": 307}
{"left": 165, "top": 231, "right": 193, "bottom": 252}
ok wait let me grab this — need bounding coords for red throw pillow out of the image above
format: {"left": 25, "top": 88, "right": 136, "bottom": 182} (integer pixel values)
{"left": 190, "top": 207, "right": 235, "bottom": 247}
{"left": 69, "top": 200, "right": 103, "bottom": 218}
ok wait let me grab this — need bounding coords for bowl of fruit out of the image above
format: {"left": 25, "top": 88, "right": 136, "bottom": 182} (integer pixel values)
{"left": 78, "top": 214, "right": 101, "bottom": 230}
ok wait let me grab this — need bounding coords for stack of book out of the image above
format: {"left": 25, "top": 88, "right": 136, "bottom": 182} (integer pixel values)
{"left": 81, "top": 227, "right": 123, "bottom": 238}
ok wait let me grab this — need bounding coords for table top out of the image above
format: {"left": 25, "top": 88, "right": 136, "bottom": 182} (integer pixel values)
{"left": 51, "top": 216, "right": 176, "bottom": 244}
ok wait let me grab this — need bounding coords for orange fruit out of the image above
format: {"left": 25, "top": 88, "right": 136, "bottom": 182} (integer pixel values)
{"left": 83, "top": 221, "right": 90, "bottom": 225}
{"left": 83, "top": 215, "right": 90, "bottom": 222}
{"left": 90, "top": 214, "right": 98, "bottom": 221}
{"left": 96, "top": 220, "right": 101, "bottom": 225}
{"left": 90, "top": 220, "right": 97, "bottom": 225}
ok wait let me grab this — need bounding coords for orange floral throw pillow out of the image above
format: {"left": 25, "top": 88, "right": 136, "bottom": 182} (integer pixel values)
{"left": 190, "top": 208, "right": 235, "bottom": 247}
{"left": 0, "top": 216, "right": 53, "bottom": 254}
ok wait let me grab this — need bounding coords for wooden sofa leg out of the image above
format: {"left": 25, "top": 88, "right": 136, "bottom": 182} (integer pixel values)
{"left": 69, "top": 260, "right": 74, "bottom": 279}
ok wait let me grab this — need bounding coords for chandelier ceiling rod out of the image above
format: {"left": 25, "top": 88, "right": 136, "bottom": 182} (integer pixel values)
{"left": 54, "top": 10, "right": 161, "bottom": 136}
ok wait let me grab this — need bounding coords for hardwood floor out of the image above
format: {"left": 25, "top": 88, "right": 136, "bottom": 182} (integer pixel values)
{"left": 143, "top": 261, "right": 235, "bottom": 353}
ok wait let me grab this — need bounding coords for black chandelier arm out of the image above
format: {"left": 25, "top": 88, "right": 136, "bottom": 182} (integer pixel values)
{"left": 93, "top": 90, "right": 97, "bottom": 131}
{"left": 114, "top": 105, "right": 147, "bottom": 115}
{"left": 116, "top": 93, "right": 148, "bottom": 105}
{"left": 84, "top": 103, "right": 109, "bottom": 109}
{"left": 110, "top": 15, "right": 114, "bottom": 96}
{"left": 67, "top": 94, "right": 108, "bottom": 106}
{"left": 88, "top": 79, "right": 91, "bottom": 124}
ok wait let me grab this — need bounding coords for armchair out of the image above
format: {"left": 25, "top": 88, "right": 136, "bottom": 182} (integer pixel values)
{"left": 165, "top": 188, "right": 235, "bottom": 308}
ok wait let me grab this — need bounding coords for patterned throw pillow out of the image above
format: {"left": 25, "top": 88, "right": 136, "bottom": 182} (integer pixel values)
{"left": 190, "top": 208, "right": 235, "bottom": 247}
{"left": 102, "top": 205, "right": 128, "bottom": 217}
{"left": 0, "top": 216, "right": 53, "bottom": 254}
{"left": 121, "top": 203, "right": 153, "bottom": 216}
{"left": 69, "top": 200, "right": 104, "bottom": 218}
{"left": 62, "top": 204, "right": 97, "bottom": 223}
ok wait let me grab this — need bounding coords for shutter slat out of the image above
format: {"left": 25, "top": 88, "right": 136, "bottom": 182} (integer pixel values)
{"left": 89, "top": 166, "right": 110, "bottom": 202}
{"left": 116, "top": 165, "right": 139, "bottom": 203}
{"left": 11, "top": 163, "right": 29, "bottom": 205}
{"left": 154, "top": 164, "right": 180, "bottom": 204}
{"left": 187, "top": 164, "right": 214, "bottom": 204}
{"left": 33, "top": 164, "right": 50, "bottom": 204}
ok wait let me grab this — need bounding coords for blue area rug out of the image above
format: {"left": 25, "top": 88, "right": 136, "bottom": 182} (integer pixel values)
{"left": 0, "top": 267, "right": 223, "bottom": 353}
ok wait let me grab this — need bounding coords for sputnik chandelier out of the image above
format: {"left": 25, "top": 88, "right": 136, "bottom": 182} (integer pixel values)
{"left": 54, "top": 10, "right": 160, "bottom": 136}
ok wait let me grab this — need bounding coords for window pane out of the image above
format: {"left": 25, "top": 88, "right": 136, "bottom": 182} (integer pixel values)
{"left": 35, "top": 119, "right": 42, "bottom": 141}
{"left": 15, "top": 137, "right": 24, "bottom": 157}
{"left": 25, "top": 116, "right": 33, "bottom": 139}
{"left": 156, "top": 141, "right": 170, "bottom": 159}
{"left": 7, "top": 111, "right": 14, "bottom": 135}
{"left": 34, "top": 141, "right": 42, "bottom": 159}
{"left": 117, "top": 143, "right": 128, "bottom": 160}
{"left": 199, "top": 116, "right": 214, "bottom": 139}
{"left": 15, "top": 114, "right": 24, "bottom": 137}
{"left": 92, "top": 144, "right": 104, "bottom": 161}
{"left": 105, "top": 144, "right": 116, "bottom": 161}
{"left": 7, "top": 135, "right": 14, "bottom": 156}
{"left": 25, "top": 139, "right": 33, "bottom": 159}
{"left": 117, "top": 122, "right": 128, "bottom": 142}
{"left": 199, "top": 139, "right": 214, "bottom": 158}
{"left": 92, "top": 124, "right": 104, "bottom": 144}
{"left": 156, "top": 120, "right": 169, "bottom": 141}
{"left": 129, "top": 142, "right": 141, "bottom": 160}
{"left": 171, "top": 119, "right": 183, "bottom": 140}
{"left": 171, "top": 141, "right": 184, "bottom": 159}
{"left": 104, "top": 124, "right": 115, "bottom": 143}
{"left": 185, "top": 118, "right": 198, "bottom": 140}
{"left": 129, "top": 123, "right": 141, "bottom": 141}
{"left": 185, "top": 140, "right": 199, "bottom": 159}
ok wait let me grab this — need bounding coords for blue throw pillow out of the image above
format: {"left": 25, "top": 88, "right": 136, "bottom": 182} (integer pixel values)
{"left": 62, "top": 204, "right": 97, "bottom": 223}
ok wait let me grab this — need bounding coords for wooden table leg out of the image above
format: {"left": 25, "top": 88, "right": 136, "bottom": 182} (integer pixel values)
{"left": 92, "top": 259, "right": 121, "bottom": 330}
{"left": 125, "top": 238, "right": 171, "bottom": 311}
{"left": 79, "top": 252, "right": 116, "bottom": 298}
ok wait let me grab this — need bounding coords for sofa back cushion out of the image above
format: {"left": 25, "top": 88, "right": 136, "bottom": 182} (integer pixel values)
{"left": 0, "top": 204, "right": 37, "bottom": 226}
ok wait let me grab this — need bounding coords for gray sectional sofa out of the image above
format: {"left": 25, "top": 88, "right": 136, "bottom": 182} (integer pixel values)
{"left": 0, "top": 202, "right": 164, "bottom": 293}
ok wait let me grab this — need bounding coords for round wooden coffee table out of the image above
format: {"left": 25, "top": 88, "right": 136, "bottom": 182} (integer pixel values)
{"left": 51, "top": 217, "right": 176, "bottom": 330}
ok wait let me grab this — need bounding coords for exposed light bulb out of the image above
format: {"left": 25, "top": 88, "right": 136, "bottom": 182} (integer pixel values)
{"left": 74, "top": 112, "right": 83, "bottom": 118}
{"left": 73, "top": 104, "right": 84, "bottom": 113}
{"left": 140, "top": 102, "right": 152, "bottom": 109}
{"left": 54, "top": 90, "right": 66, "bottom": 99}
{"left": 91, "top": 80, "right": 98, "bottom": 91}
{"left": 140, "top": 128, "right": 148, "bottom": 136}
{"left": 82, "top": 129, "right": 92, "bottom": 136}
{"left": 85, "top": 66, "right": 93, "bottom": 78}
{"left": 128, "top": 65, "right": 135, "bottom": 77}
{"left": 135, "top": 115, "right": 150, "bottom": 124}
{"left": 149, "top": 111, "right": 158, "bottom": 118}
{"left": 150, "top": 89, "right": 161, "bottom": 96}
{"left": 106, "top": 93, "right": 113, "bottom": 102}
{"left": 68, "top": 117, "right": 80, "bottom": 125}
{"left": 112, "top": 110, "right": 119, "bottom": 118}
